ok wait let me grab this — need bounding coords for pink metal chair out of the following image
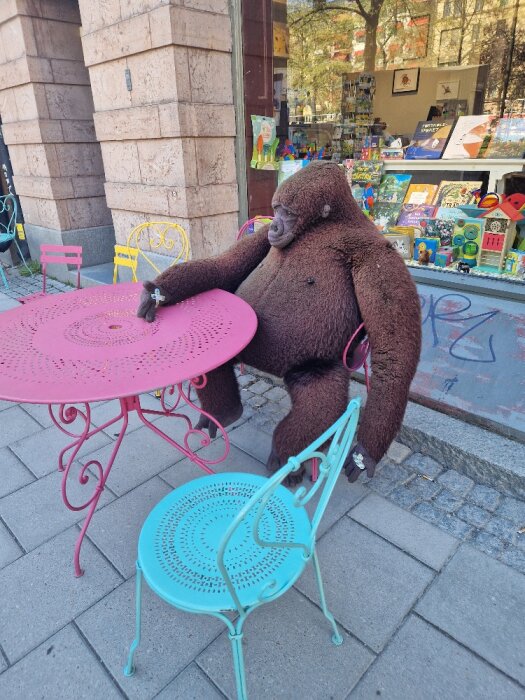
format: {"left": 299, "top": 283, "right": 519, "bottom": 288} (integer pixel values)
{"left": 236, "top": 215, "right": 273, "bottom": 240}
{"left": 18, "top": 244, "right": 82, "bottom": 304}
{"left": 311, "top": 323, "right": 370, "bottom": 482}
{"left": 343, "top": 322, "right": 371, "bottom": 390}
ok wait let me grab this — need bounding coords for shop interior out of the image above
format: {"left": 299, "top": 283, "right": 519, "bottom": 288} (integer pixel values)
{"left": 243, "top": 0, "right": 525, "bottom": 284}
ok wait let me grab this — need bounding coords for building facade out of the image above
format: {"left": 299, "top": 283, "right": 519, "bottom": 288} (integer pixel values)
{"left": 0, "top": 0, "right": 240, "bottom": 268}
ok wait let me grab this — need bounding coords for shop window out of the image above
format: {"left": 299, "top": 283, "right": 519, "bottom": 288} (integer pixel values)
{"left": 240, "top": 0, "right": 525, "bottom": 287}
{"left": 443, "top": 0, "right": 462, "bottom": 17}
{"left": 438, "top": 28, "right": 461, "bottom": 65}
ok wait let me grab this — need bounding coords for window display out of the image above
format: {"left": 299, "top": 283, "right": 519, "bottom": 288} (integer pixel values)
{"left": 242, "top": 0, "right": 525, "bottom": 286}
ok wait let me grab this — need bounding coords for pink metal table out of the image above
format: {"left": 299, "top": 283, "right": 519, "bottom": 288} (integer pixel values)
{"left": 0, "top": 282, "right": 257, "bottom": 576}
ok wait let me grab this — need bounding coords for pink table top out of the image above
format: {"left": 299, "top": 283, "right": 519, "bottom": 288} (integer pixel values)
{"left": 0, "top": 283, "right": 258, "bottom": 404}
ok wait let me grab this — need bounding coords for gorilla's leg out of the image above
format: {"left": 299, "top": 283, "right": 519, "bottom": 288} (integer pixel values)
{"left": 195, "top": 361, "right": 243, "bottom": 438}
{"left": 267, "top": 361, "right": 350, "bottom": 484}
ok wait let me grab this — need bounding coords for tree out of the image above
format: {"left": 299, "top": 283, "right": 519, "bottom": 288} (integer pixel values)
{"left": 290, "top": 0, "right": 423, "bottom": 71}
{"left": 480, "top": 20, "right": 525, "bottom": 114}
{"left": 290, "top": 0, "right": 386, "bottom": 71}
{"left": 288, "top": 4, "right": 356, "bottom": 115}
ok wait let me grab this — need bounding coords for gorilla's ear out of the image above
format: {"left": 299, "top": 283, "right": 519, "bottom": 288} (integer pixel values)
{"left": 321, "top": 204, "right": 331, "bottom": 218}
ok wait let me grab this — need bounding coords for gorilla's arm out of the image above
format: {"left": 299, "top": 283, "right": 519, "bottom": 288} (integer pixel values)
{"left": 138, "top": 227, "right": 271, "bottom": 321}
{"left": 348, "top": 245, "right": 421, "bottom": 475}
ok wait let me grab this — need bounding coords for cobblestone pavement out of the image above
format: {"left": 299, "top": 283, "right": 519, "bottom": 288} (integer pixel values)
{"left": 0, "top": 262, "right": 71, "bottom": 299}
{"left": 240, "top": 370, "right": 525, "bottom": 577}
{"left": 0, "top": 268, "right": 524, "bottom": 698}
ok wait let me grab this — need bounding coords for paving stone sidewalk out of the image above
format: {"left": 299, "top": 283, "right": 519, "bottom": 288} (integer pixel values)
{"left": 0, "top": 268, "right": 524, "bottom": 698}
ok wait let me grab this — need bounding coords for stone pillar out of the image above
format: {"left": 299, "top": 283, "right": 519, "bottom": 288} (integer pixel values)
{"left": 78, "top": 0, "right": 239, "bottom": 264}
{"left": 0, "top": 0, "right": 114, "bottom": 267}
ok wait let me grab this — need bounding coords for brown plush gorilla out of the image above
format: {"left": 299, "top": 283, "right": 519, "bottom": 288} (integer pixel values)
{"left": 137, "top": 162, "right": 421, "bottom": 482}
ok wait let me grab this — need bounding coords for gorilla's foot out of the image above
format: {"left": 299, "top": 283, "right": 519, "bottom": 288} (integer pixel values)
{"left": 195, "top": 403, "right": 243, "bottom": 438}
{"left": 265, "top": 445, "right": 305, "bottom": 485}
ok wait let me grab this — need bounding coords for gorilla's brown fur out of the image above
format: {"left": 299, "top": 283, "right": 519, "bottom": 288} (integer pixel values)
{"left": 138, "top": 162, "right": 421, "bottom": 481}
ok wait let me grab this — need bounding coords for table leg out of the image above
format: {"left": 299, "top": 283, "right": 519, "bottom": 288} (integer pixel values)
{"left": 47, "top": 377, "right": 230, "bottom": 577}
{"left": 134, "top": 375, "right": 231, "bottom": 472}
{"left": 49, "top": 402, "right": 129, "bottom": 577}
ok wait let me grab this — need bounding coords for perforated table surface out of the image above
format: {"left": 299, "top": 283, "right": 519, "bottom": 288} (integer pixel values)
{"left": 0, "top": 283, "right": 258, "bottom": 577}
{"left": 0, "top": 283, "right": 258, "bottom": 404}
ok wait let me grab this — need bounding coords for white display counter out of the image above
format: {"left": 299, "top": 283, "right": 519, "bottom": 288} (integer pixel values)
{"left": 383, "top": 158, "right": 525, "bottom": 191}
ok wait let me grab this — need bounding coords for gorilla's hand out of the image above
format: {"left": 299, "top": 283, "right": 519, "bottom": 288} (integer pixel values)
{"left": 137, "top": 281, "right": 166, "bottom": 323}
{"left": 345, "top": 442, "right": 377, "bottom": 482}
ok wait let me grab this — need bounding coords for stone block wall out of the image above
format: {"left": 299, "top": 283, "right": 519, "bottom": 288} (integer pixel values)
{"left": 78, "top": 0, "right": 239, "bottom": 261}
{"left": 0, "top": 0, "right": 113, "bottom": 266}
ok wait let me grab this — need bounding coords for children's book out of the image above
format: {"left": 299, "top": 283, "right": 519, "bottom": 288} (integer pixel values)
{"left": 351, "top": 161, "right": 384, "bottom": 214}
{"left": 404, "top": 183, "right": 438, "bottom": 205}
{"left": 384, "top": 233, "right": 413, "bottom": 259}
{"left": 377, "top": 173, "right": 412, "bottom": 203}
{"left": 351, "top": 160, "right": 384, "bottom": 185}
{"left": 433, "top": 180, "right": 482, "bottom": 207}
{"left": 434, "top": 207, "right": 468, "bottom": 221}
{"left": 373, "top": 202, "right": 403, "bottom": 232}
{"left": 442, "top": 116, "right": 497, "bottom": 159}
{"left": 397, "top": 204, "right": 436, "bottom": 227}
{"left": 419, "top": 218, "right": 455, "bottom": 246}
{"left": 405, "top": 120, "right": 454, "bottom": 160}
{"left": 484, "top": 117, "right": 525, "bottom": 159}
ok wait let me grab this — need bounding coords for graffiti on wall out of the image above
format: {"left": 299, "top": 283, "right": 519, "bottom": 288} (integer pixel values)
{"left": 412, "top": 283, "right": 525, "bottom": 438}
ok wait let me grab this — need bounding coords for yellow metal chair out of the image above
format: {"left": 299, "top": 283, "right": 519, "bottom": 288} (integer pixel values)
{"left": 119, "top": 222, "right": 190, "bottom": 398}
{"left": 128, "top": 221, "right": 190, "bottom": 274}
{"left": 113, "top": 222, "right": 190, "bottom": 284}
{"left": 113, "top": 244, "right": 139, "bottom": 283}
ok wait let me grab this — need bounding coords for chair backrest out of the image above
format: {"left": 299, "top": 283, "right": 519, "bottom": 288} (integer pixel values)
{"left": 127, "top": 222, "right": 190, "bottom": 275}
{"left": 236, "top": 216, "right": 273, "bottom": 240}
{"left": 0, "top": 194, "right": 17, "bottom": 244}
{"left": 40, "top": 244, "right": 83, "bottom": 292}
{"left": 217, "top": 397, "right": 361, "bottom": 614}
{"left": 113, "top": 244, "right": 139, "bottom": 283}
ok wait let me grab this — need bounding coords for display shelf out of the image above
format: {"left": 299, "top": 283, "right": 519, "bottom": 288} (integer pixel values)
{"left": 383, "top": 158, "right": 525, "bottom": 191}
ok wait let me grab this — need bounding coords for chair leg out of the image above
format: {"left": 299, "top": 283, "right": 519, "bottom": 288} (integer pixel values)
{"left": 13, "top": 239, "right": 32, "bottom": 276}
{"left": 228, "top": 630, "right": 249, "bottom": 700}
{"left": 0, "top": 263, "right": 8, "bottom": 290}
{"left": 124, "top": 562, "right": 144, "bottom": 677}
{"left": 312, "top": 549, "right": 343, "bottom": 646}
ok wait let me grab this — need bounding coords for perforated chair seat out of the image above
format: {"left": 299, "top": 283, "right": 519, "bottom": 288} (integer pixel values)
{"left": 138, "top": 472, "right": 311, "bottom": 613}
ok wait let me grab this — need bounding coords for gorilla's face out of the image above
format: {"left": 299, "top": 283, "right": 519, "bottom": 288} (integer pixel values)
{"left": 268, "top": 204, "right": 298, "bottom": 248}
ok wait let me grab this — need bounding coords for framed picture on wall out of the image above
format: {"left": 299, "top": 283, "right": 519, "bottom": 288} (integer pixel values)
{"left": 436, "top": 80, "right": 460, "bottom": 100}
{"left": 392, "top": 68, "right": 420, "bottom": 94}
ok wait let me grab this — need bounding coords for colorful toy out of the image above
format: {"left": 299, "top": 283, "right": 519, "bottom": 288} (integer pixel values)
{"left": 504, "top": 249, "right": 525, "bottom": 275}
{"left": 279, "top": 139, "right": 298, "bottom": 160}
{"left": 434, "top": 248, "right": 454, "bottom": 267}
{"left": 477, "top": 192, "right": 503, "bottom": 209}
{"left": 505, "top": 192, "right": 525, "bottom": 212}
{"left": 452, "top": 218, "right": 484, "bottom": 267}
{"left": 478, "top": 201, "right": 523, "bottom": 271}
{"left": 414, "top": 237, "right": 440, "bottom": 264}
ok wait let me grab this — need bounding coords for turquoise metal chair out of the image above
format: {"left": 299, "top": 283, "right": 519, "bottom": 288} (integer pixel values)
{"left": 124, "top": 397, "right": 361, "bottom": 699}
{"left": 0, "top": 194, "right": 32, "bottom": 289}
